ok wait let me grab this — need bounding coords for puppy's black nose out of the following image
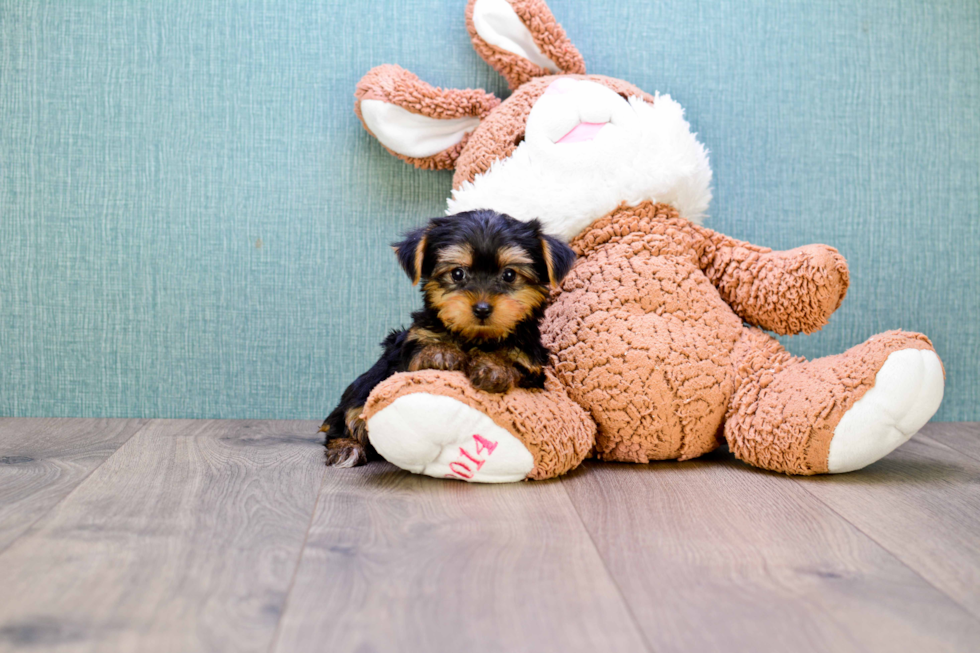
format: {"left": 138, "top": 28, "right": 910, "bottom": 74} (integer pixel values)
{"left": 472, "top": 302, "right": 493, "bottom": 320}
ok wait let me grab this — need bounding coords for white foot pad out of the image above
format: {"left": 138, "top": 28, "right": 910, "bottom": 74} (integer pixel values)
{"left": 367, "top": 393, "right": 535, "bottom": 483}
{"left": 828, "top": 349, "right": 944, "bottom": 473}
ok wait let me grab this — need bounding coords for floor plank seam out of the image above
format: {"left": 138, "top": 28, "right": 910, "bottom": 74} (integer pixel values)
{"left": 264, "top": 459, "right": 330, "bottom": 653}
{"left": 788, "top": 475, "right": 980, "bottom": 625}
{"left": 922, "top": 431, "right": 980, "bottom": 465}
{"left": 0, "top": 418, "right": 151, "bottom": 558}
{"left": 558, "top": 470, "right": 660, "bottom": 653}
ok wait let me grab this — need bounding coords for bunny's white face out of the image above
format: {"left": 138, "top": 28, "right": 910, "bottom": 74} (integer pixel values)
{"left": 448, "top": 78, "right": 713, "bottom": 242}
{"left": 526, "top": 77, "right": 638, "bottom": 146}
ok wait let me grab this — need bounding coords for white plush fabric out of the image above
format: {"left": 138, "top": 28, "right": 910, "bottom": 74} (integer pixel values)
{"left": 448, "top": 80, "right": 713, "bottom": 242}
{"left": 367, "top": 392, "right": 535, "bottom": 483}
{"left": 827, "top": 349, "right": 945, "bottom": 473}
{"left": 471, "top": 0, "right": 560, "bottom": 73}
{"left": 360, "top": 99, "right": 482, "bottom": 159}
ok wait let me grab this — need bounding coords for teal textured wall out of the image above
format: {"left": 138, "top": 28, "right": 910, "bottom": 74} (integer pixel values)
{"left": 1, "top": 0, "right": 977, "bottom": 420}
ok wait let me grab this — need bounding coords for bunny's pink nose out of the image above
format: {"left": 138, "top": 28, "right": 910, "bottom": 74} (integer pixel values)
{"left": 556, "top": 122, "right": 607, "bottom": 144}
{"left": 544, "top": 77, "right": 579, "bottom": 95}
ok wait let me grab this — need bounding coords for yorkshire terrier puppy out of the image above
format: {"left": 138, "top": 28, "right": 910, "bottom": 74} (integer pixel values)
{"left": 322, "top": 209, "right": 576, "bottom": 467}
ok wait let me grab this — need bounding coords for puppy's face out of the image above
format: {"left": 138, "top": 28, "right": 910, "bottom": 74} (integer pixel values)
{"left": 395, "top": 210, "right": 576, "bottom": 341}
{"left": 425, "top": 237, "right": 545, "bottom": 341}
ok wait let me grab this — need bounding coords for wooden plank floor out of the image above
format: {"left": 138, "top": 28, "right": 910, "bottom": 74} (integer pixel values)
{"left": 0, "top": 418, "right": 147, "bottom": 553}
{"left": 0, "top": 420, "right": 978, "bottom": 653}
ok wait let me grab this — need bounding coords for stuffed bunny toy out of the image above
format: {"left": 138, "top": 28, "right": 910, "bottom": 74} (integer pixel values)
{"left": 351, "top": 0, "right": 944, "bottom": 482}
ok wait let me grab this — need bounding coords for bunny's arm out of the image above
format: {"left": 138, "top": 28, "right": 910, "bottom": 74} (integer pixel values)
{"left": 690, "top": 224, "right": 850, "bottom": 335}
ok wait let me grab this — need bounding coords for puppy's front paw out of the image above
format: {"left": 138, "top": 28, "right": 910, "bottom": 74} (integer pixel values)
{"left": 325, "top": 438, "right": 368, "bottom": 468}
{"left": 467, "top": 356, "right": 518, "bottom": 394}
{"left": 412, "top": 344, "right": 467, "bottom": 372}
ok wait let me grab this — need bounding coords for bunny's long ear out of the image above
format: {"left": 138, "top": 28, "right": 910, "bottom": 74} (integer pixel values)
{"left": 466, "top": 0, "right": 586, "bottom": 90}
{"left": 354, "top": 65, "right": 501, "bottom": 171}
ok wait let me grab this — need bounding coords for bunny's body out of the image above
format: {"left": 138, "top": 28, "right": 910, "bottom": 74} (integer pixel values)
{"left": 350, "top": 0, "right": 944, "bottom": 482}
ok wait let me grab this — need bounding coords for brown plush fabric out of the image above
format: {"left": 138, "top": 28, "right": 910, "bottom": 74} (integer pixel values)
{"left": 545, "top": 201, "right": 936, "bottom": 472}
{"left": 362, "top": 369, "right": 595, "bottom": 480}
{"left": 452, "top": 75, "right": 656, "bottom": 188}
{"left": 465, "top": 0, "right": 586, "bottom": 91}
{"left": 725, "top": 328, "right": 937, "bottom": 475}
{"left": 546, "top": 203, "right": 744, "bottom": 462}
{"left": 694, "top": 229, "right": 850, "bottom": 335}
{"left": 353, "top": 64, "right": 500, "bottom": 170}
{"left": 567, "top": 203, "right": 850, "bottom": 336}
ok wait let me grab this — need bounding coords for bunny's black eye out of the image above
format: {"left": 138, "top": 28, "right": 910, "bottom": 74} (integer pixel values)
{"left": 502, "top": 268, "right": 516, "bottom": 283}
{"left": 451, "top": 268, "right": 466, "bottom": 282}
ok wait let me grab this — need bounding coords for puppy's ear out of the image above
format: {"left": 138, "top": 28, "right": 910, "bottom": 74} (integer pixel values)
{"left": 393, "top": 226, "right": 429, "bottom": 285}
{"left": 539, "top": 234, "right": 576, "bottom": 289}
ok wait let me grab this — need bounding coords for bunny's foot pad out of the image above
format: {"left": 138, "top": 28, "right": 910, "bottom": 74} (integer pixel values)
{"left": 369, "top": 393, "right": 534, "bottom": 482}
{"left": 363, "top": 369, "right": 595, "bottom": 482}
{"left": 828, "top": 348, "right": 944, "bottom": 473}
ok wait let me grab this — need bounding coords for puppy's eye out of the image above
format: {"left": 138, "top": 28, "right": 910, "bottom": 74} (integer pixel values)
{"left": 502, "top": 268, "right": 516, "bottom": 283}
{"left": 451, "top": 268, "right": 466, "bottom": 282}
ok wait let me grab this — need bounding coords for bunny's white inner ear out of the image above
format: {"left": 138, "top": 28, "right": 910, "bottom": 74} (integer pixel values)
{"left": 472, "top": 0, "right": 560, "bottom": 73}
{"left": 360, "top": 100, "right": 482, "bottom": 159}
